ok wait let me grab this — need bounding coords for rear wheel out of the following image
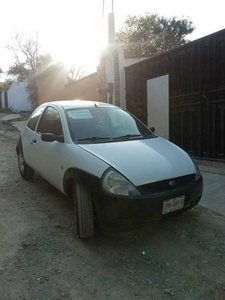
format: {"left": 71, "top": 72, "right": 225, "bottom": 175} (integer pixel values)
{"left": 73, "top": 182, "right": 95, "bottom": 239}
{"left": 18, "top": 149, "right": 35, "bottom": 180}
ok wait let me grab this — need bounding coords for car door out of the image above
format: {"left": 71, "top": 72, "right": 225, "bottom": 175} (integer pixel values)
{"left": 22, "top": 106, "right": 45, "bottom": 166}
{"left": 29, "top": 105, "right": 66, "bottom": 191}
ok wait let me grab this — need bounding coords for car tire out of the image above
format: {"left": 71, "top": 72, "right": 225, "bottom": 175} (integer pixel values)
{"left": 18, "top": 149, "right": 35, "bottom": 180}
{"left": 73, "top": 182, "right": 95, "bottom": 239}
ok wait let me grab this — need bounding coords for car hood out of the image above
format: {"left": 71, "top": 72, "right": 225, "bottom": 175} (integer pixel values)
{"left": 78, "top": 137, "right": 196, "bottom": 186}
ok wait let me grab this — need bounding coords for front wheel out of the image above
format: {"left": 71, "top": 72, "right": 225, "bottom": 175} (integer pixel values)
{"left": 18, "top": 150, "right": 35, "bottom": 180}
{"left": 73, "top": 182, "right": 95, "bottom": 239}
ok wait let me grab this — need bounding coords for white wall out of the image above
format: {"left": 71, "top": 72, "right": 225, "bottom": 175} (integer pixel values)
{"left": 7, "top": 82, "right": 32, "bottom": 112}
{"left": 147, "top": 75, "right": 169, "bottom": 139}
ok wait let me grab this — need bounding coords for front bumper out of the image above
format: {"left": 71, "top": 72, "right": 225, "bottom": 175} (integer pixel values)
{"left": 92, "top": 176, "right": 203, "bottom": 233}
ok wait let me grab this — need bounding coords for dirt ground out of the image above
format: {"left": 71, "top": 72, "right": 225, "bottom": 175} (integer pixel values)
{"left": 1, "top": 121, "right": 225, "bottom": 300}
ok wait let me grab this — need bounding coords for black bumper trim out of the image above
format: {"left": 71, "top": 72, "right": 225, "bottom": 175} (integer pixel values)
{"left": 92, "top": 177, "right": 203, "bottom": 233}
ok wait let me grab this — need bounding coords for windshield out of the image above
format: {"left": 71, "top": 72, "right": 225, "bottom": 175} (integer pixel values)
{"left": 66, "top": 106, "right": 155, "bottom": 143}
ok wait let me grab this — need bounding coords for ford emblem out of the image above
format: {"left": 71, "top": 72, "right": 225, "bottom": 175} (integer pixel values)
{"left": 169, "top": 181, "right": 177, "bottom": 187}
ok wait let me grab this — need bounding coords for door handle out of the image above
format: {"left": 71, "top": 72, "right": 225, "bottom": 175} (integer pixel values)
{"left": 31, "top": 139, "right": 36, "bottom": 145}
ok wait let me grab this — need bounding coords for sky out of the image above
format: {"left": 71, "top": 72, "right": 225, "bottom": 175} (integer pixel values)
{"left": 0, "top": 0, "right": 225, "bottom": 79}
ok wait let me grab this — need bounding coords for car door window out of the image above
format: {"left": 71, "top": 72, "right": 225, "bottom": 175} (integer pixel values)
{"left": 27, "top": 107, "right": 44, "bottom": 131}
{"left": 37, "top": 106, "right": 63, "bottom": 136}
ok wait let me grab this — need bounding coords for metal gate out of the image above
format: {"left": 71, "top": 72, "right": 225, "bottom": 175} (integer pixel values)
{"left": 125, "top": 29, "right": 225, "bottom": 161}
{"left": 169, "top": 92, "right": 225, "bottom": 161}
{"left": 169, "top": 33, "right": 225, "bottom": 160}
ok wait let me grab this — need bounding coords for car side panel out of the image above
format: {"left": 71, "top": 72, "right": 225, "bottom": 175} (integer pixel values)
{"left": 27, "top": 133, "right": 109, "bottom": 193}
{"left": 21, "top": 127, "right": 36, "bottom": 166}
{"left": 60, "top": 144, "right": 110, "bottom": 193}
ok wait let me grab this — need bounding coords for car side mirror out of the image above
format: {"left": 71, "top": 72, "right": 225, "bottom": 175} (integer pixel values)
{"left": 41, "top": 133, "right": 56, "bottom": 142}
{"left": 41, "top": 133, "right": 64, "bottom": 143}
{"left": 149, "top": 127, "right": 155, "bottom": 133}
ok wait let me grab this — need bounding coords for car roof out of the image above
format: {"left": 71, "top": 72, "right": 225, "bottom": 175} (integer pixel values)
{"left": 43, "top": 100, "right": 118, "bottom": 110}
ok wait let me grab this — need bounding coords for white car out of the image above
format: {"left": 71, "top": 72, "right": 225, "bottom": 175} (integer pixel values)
{"left": 16, "top": 100, "right": 203, "bottom": 238}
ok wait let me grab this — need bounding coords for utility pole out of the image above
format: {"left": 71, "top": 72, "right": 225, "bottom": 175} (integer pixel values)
{"left": 108, "top": 0, "right": 115, "bottom": 43}
{"left": 36, "top": 31, "right": 39, "bottom": 70}
{"left": 102, "top": 0, "right": 105, "bottom": 41}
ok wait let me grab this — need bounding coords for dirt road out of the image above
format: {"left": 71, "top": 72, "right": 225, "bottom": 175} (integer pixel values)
{"left": 0, "top": 121, "right": 225, "bottom": 300}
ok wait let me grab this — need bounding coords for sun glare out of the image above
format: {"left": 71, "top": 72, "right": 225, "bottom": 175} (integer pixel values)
{"left": 37, "top": 2, "right": 104, "bottom": 75}
{"left": 53, "top": 36, "right": 102, "bottom": 74}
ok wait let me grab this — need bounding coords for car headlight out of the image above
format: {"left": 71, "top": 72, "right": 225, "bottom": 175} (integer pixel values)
{"left": 192, "top": 160, "right": 202, "bottom": 181}
{"left": 186, "top": 153, "right": 202, "bottom": 181}
{"left": 102, "top": 169, "right": 141, "bottom": 196}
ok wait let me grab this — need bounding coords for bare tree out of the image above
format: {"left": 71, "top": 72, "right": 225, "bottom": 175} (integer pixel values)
{"left": 7, "top": 33, "right": 39, "bottom": 80}
{"left": 7, "top": 33, "right": 88, "bottom": 106}
{"left": 67, "top": 64, "right": 87, "bottom": 83}
{"left": 6, "top": 33, "right": 56, "bottom": 107}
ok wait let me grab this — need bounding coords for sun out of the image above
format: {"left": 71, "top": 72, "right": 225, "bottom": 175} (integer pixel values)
{"left": 53, "top": 37, "right": 102, "bottom": 74}
{"left": 4, "top": 0, "right": 108, "bottom": 76}
{"left": 38, "top": 2, "right": 104, "bottom": 75}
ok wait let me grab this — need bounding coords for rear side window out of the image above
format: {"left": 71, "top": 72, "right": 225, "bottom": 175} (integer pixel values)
{"left": 27, "top": 107, "right": 44, "bottom": 131}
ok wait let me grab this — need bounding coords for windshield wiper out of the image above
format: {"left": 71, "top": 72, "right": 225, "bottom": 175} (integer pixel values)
{"left": 113, "top": 134, "right": 142, "bottom": 140}
{"left": 112, "top": 134, "right": 154, "bottom": 141}
{"left": 77, "top": 136, "right": 111, "bottom": 142}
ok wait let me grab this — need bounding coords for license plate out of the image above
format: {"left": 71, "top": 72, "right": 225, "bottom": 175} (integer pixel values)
{"left": 162, "top": 196, "right": 185, "bottom": 215}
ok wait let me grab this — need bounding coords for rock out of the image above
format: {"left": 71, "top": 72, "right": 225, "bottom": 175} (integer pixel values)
{"left": 164, "top": 288, "right": 174, "bottom": 297}
{"left": 201, "top": 260, "right": 208, "bottom": 264}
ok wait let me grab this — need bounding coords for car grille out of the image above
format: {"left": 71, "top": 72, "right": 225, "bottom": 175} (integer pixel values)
{"left": 138, "top": 174, "right": 195, "bottom": 194}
